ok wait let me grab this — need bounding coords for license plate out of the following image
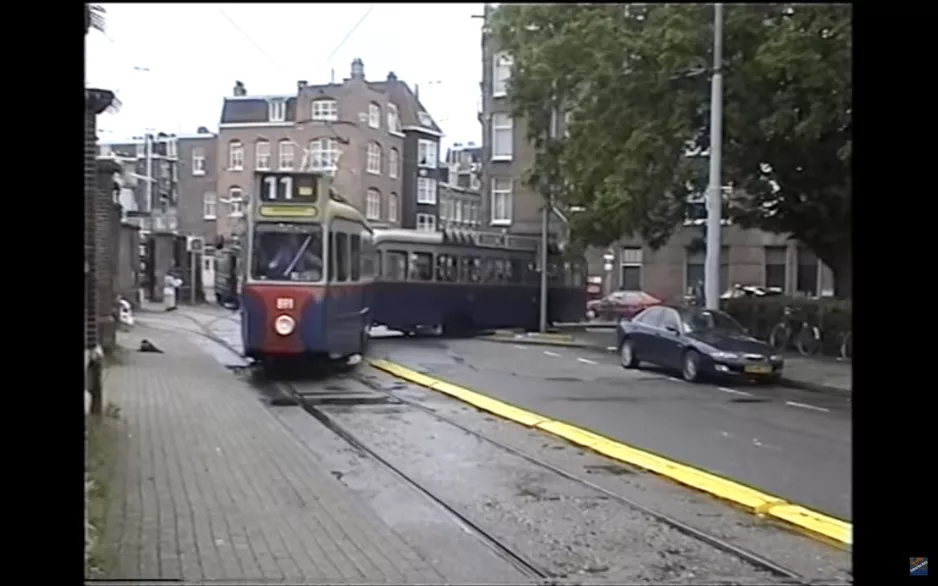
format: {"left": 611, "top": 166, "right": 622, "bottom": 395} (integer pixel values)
{"left": 744, "top": 364, "right": 772, "bottom": 374}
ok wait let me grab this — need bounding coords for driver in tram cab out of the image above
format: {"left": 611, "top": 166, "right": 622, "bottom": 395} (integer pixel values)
{"left": 266, "top": 234, "right": 322, "bottom": 280}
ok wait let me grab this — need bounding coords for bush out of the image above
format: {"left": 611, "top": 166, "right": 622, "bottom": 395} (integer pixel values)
{"left": 722, "top": 296, "right": 852, "bottom": 357}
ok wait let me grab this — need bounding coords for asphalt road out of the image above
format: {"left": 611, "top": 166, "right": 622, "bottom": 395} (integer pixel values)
{"left": 371, "top": 335, "right": 852, "bottom": 522}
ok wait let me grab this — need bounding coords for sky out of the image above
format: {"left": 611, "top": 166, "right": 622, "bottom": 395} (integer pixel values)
{"left": 85, "top": 3, "right": 485, "bottom": 151}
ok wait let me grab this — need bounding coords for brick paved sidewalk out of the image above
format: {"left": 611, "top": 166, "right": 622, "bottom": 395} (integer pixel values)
{"left": 95, "top": 324, "right": 445, "bottom": 584}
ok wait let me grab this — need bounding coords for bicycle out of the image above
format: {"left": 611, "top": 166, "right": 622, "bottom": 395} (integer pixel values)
{"left": 839, "top": 330, "right": 852, "bottom": 361}
{"left": 768, "top": 305, "right": 821, "bottom": 357}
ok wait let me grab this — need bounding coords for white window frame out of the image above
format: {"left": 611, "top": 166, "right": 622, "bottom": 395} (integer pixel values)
{"left": 491, "top": 177, "right": 512, "bottom": 225}
{"left": 416, "top": 213, "right": 437, "bottom": 232}
{"left": 228, "top": 187, "right": 244, "bottom": 217}
{"left": 269, "top": 98, "right": 286, "bottom": 122}
{"left": 255, "top": 140, "right": 271, "bottom": 170}
{"left": 620, "top": 247, "right": 643, "bottom": 290}
{"left": 417, "top": 139, "right": 438, "bottom": 168}
{"left": 491, "top": 113, "right": 513, "bottom": 161}
{"left": 311, "top": 99, "right": 338, "bottom": 122}
{"left": 417, "top": 177, "right": 437, "bottom": 205}
{"left": 493, "top": 53, "right": 513, "bottom": 97}
{"left": 278, "top": 140, "right": 294, "bottom": 170}
{"left": 387, "top": 103, "right": 401, "bottom": 134}
{"left": 192, "top": 148, "right": 205, "bottom": 176}
{"left": 228, "top": 141, "right": 244, "bottom": 171}
{"left": 389, "top": 148, "right": 399, "bottom": 179}
{"left": 202, "top": 191, "right": 216, "bottom": 219}
{"left": 388, "top": 192, "right": 398, "bottom": 222}
{"left": 368, "top": 103, "right": 381, "bottom": 129}
{"left": 366, "top": 142, "right": 382, "bottom": 175}
{"left": 365, "top": 188, "right": 381, "bottom": 220}
{"left": 310, "top": 138, "right": 339, "bottom": 172}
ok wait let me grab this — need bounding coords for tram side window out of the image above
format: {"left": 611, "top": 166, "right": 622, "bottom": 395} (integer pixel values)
{"left": 482, "top": 257, "right": 496, "bottom": 284}
{"left": 385, "top": 250, "right": 408, "bottom": 280}
{"left": 509, "top": 258, "right": 526, "bottom": 284}
{"left": 410, "top": 252, "right": 434, "bottom": 281}
{"left": 460, "top": 256, "right": 482, "bottom": 283}
{"left": 526, "top": 261, "right": 540, "bottom": 285}
{"left": 436, "top": 254, "right": 457, "bottom": 283}
{"left": 332, "top": 232, "right": 349, "bottom": 282}
{"left": 360, "top": 235, "right": 375, "bottom": 279}
{"left": 350, "top": 234, "right": 361, "bottom": 281}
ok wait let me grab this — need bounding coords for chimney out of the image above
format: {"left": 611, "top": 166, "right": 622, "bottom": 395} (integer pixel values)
{"left": 414, "top": 84, "right": 419, "bottom": 100}
{"left": 350, "top": 58, "right": 364, "bottom": 80}
{"left": 233, "top": 81, "right": 246, "bottom": 96}
{"left": 297, "top": 80, "right": 308, "bottom": 91}
{"left": 387, "top": 71, "right": 398, "bottom": 82}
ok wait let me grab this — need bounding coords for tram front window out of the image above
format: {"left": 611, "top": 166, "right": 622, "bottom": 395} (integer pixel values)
{"left": 251, "top": 226, "right": 324, "bottom": 282}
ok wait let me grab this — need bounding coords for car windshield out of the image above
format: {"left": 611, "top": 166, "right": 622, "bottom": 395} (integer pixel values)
{"left": 682, "top": 309, "right": 746, "bottom": 335}
{"left": 250, "top": 223, "right": 324, "bottom": 282}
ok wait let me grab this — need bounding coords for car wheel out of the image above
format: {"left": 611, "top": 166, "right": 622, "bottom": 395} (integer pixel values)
{"left": 619, "top": 339, "right": 639, "bottom": 369}
{"left": 682, "top": 350, "right": 702, "bottom": 383}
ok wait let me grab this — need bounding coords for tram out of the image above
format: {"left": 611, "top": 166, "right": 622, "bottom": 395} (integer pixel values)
{"left": 240, "top": 171, "right": 374, "bottom": 368}
{"left": 371, "top": 228, "right": 586, "bottom": 336}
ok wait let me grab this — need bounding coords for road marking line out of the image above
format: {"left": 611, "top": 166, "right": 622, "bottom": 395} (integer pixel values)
{"left": 717, "top": 386, "right": 753, "bottom": 397}
{"left": 512, "top": 344, "right": 528, "bottom": 350}
{"left": 577, "top": 357, "right": 598, "bottom": 365}
{"left": 543, "top": 350, "right": 561, "bottom": 357}
{"left": 368, "top": 357, "right": 852, "bottom": 547}
{"left": 785, "top": 401, "right": 830, "bottom": 413}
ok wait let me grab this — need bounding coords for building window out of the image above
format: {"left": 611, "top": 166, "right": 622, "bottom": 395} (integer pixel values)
{"left": 269, "top": 98, "right": 286, "bottom": 122}
{"left": 417, "top": 177, "right": 437, "bottom": 204}
{"left": 228, "top": 187, "right": 244, "bottom": 217}
{"left": 192, "top": 147, "right": 205, "bottom": 176}
{"left": 366, "top": 188, "right": 381, "bottom": 220}
{"left": 368, "top": 103, "right": 381, "bottom": 129}
{"left": 310, "top": 138, "right": 340, "bottom": 172}
{"left": 387, "top": 103, "right": 400, "bottom": 133}
{"left": 454, "top": 200, "right": 464, "bottom": 223}
{"left": 312, "top": 99, "right": 338, "bottom": 121}
{"left": 388, "top": 192, "right": 398, "bottom": 222}
{"left": 278, "top": 140, "right": 294, "bottom": 170}
{"left": 417, "top": 213, "right": 436, "bottom": 232}
{"left": 493, "top": 53, "right": 512, "bottom": 97}
{"left": 685, "top": 248, "right": 729, "bottom": 296}
{"left": 418, "top": 139, "right": 438, "bottom": 167}
{"left": 366, "top": 142, "right": 382, "bottom": 175}
{"left": 491, "top": 177, "right": 512, "bottom": 224}
{"left": 389, "top": 148, "right": 399, "bottom": 179}
{"left": 441, "top": 198, "right": 451, "bottom": 221}
{"left": 255, "top": 140, "right": 271, "bottom": 170}
{"left": 203, "top": 192, "right": 216, "bottom": 219}
{"left": 620, "top": 247, "right": 643, "bottom": 290}
{"left": 228, "top": 141, "right": 244, "bottom": 170}
{"left": 764, "top": 246, "right": 787, "bottom": 290}
{"left": 417, "top": 111, "right": 433, "bottom": 127}
{"left": 491, "top": 113, "right": 513, "bottom": 160}
{"left": 796, "top": 248, "right": 819, "bottom": 297}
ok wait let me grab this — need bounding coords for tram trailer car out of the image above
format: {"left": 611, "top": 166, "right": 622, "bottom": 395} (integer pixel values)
{"left": 371, "top": 228, "right": 586, "bottom": 336}
{"left": 240, "top": 171, "right": 374, "bottom": 368}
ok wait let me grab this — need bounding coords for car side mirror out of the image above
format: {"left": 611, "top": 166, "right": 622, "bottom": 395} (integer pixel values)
{"left": 665, "top": 325, "right": 680, "bottom": 335}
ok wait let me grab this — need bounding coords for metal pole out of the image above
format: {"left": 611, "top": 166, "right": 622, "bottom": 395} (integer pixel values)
{"left": 144, "top": 132, "right": 153, "bottom": 216}
{"left": 539, "top": 105, "right": 558, "bottom": 333}
{"left": 704, "top": 3, "right": 724, "bottom": 310}
{"left": 190, "top": 251, "right": 197, "bottom": 304}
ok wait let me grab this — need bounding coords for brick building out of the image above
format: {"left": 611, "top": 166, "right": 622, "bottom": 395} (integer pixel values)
{"left": 99, "top": 133, "right": 180, "bottom": 233}
{"left": 478, "top": 5, "right": 833, "bottom": 303}
{"left": 440, "top": 142, "right": 482, "bottom": 229}
{"left": 215, "top": 59, "right": 445, "bottom": 239}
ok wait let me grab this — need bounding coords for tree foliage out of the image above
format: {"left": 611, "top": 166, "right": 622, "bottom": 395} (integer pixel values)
{"left": 490, "top": 3, "right": 852, "bottom": 295}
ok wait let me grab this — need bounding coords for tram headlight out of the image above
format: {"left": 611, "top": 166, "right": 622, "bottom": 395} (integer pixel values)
{"left": 274, "top": 314, "right": 295, "bottom": 336}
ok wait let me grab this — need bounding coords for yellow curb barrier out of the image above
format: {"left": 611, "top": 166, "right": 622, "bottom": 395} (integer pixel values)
{"left": 368, "top": 358, "right": 852, "bottom": 547}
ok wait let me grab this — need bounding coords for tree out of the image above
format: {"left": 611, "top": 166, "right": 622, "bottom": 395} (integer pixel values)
{"left": 490, "top": 4, "right": 852, "bottom": 297}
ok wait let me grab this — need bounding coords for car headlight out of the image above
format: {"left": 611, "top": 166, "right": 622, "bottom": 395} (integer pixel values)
{"left": 274, "top": 314, "right": 295, "bottom": 336}
{"left": 770, "top": 354, "right": 783, "bottom": 362}
{"left": 710, "top": 351, "right": 739, "bottom": 360}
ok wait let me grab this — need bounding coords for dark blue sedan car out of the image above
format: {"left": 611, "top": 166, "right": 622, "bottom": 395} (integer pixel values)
{"left": 616, "top": 305, "right": 784, "bottom": 384}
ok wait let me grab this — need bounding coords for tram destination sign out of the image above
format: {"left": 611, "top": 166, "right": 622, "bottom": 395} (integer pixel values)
{"left": 256, "top": 172, "right": 319, "bottom": 204}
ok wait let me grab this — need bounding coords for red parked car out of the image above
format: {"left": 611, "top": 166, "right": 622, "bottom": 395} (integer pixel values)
{"left": 586, "top": 290, "right": 662, "bottom": 321}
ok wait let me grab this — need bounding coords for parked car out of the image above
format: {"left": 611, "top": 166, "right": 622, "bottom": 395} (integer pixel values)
{"left": 586, "top": 290, "right": 661, "bottom": 321}
{"left": 616, "top": 305, "right": 784, "bottom": 384}
{"left": 720, "top": 284, "right": 784, "bottom": 299}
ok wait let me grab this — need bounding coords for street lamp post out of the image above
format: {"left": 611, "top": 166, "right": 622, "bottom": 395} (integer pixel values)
{"left": 704, "top": 3, "right": 725, "bottom": 310}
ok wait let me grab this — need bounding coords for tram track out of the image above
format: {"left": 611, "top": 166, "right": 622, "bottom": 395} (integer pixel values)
{"left": 183, "top": 313, "right": 813, "bottom": 585}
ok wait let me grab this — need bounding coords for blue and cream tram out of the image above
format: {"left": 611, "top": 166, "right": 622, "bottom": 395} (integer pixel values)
{"left": 240, "top": 171, "right": 374, "bottom": 368}
{"left": 371, "top": 228, "right": 586, "bottom": 336}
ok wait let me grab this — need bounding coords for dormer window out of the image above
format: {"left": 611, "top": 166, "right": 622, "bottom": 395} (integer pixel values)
{"left": 417, "top": 111, "right": 433, "bottom": 127}
{"left": 269, "top": 98, "right": 286, "bottom": 122}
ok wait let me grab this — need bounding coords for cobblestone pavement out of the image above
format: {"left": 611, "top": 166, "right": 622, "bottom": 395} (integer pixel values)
{"left": 97, "top": 325, "right": 447, "bottom": 584}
